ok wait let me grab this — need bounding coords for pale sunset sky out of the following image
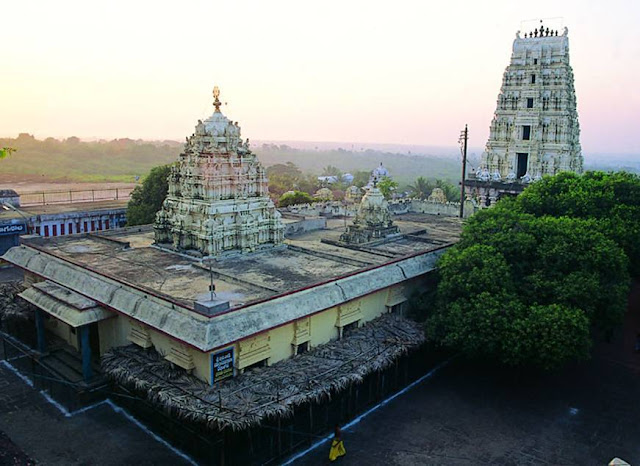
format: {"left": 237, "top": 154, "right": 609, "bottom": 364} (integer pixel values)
{"left": 1, "top": 0, "right": 638, "bottom": 154}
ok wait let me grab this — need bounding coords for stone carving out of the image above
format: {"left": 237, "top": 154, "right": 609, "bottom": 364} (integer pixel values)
{"left": 345, "top": 185, "right": 362, "bottom": 203}
{"left": 427, "top": 188, "right": 447, "bottom": 204}
{"left": 154, "top": 87, "right": 284, "bottom": 257}
{"left": 478, "top": 26, "right": 582, "bottom": 183}
{"left": 340, "top": 174, "right": 399, "bottom": 244}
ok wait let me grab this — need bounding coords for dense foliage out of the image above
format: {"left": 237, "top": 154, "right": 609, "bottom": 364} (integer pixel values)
{"left": 409, "top": 176, "right": 458, "bottom": 201}
{"left": 377, "top": 176, "right": 399, "bottom": 199}
{"left": 126, "top": 165, "right": 172, "bottom": 226}
{"left": 278, "top": 190, "right": 314, "bottom": 207}
{"left": 265, "top": 162, "right": 319, "bottom": 199}
{"left": 427, "top": 171, "right": 638, "bottom": 370}
{"left": 0, "top": 147, "right": 16, "bottom": 159}
{"left": 0, "top": 135, "right": 462, "bottom": 185}
{"left": 0, "top": 133, "right": 180, "bottom": 182}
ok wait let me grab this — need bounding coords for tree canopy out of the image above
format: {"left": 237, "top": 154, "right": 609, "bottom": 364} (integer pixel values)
{"left": 266, "top": 162, "right": 318, "bottom": 199}
{"left": 377, "top": 176, "right": 399, "bottom": 199}
{"left": 278, "top": 190, "right": 314, "bottom": 207}
{"left": 126, "top": 164, "right": 172, "bottom": 226}
{"left": 0, "top": 147, "right": 16, "bottom": 159}
{"left": 426, "top": 171, "right": 637, "bottom": 370}
{"left": 409, "top": 176, "right": 458, "bottom": 201}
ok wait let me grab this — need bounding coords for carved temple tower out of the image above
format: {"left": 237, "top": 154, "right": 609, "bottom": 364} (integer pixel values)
{"left": 154, "top": 87, "right": 284, "bottom": 257}
{"left": 340, "top": 166, "right": 399, "bottom": 244}
{"left": 467, "top": 24, "right": 583, "bottom": 207}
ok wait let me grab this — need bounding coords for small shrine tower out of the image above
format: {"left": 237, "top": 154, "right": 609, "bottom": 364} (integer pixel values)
{"left": 340, "top": 166, "right": 399, "bottom": 244}
{"left": 154, "top": 87, "right": 284, "bottom": 257}
{"left": 467, "top": 24, "right": 583, "bottom": 206}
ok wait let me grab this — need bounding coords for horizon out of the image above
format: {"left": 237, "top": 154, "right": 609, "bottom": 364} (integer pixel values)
{"left": 2, "top": 0, "right": 639, "bottom": 155}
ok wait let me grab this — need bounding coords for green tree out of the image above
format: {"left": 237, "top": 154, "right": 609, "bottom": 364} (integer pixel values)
{"left": 434, "top": 179, "right": 459, "bottom": 201}
{"left": 428, "top": 199, "right": 629, "bottom": 370}
{"left": 266, "top": 162, "right": 317, "bottom": 198}
{"left": 514, "top": 171, "right": 640, "bottom": 276}
{"left": 321, "top": 165, "right": 342, "bottom": 177}
{"left": 0, "top": 147, "right": 16, "bottom": 159}
{"left": 377, "top": 176, "right": 398, "bottom": 199}
{"left": 351, "top": 170, "right": 371, "bottom": 188}
{"left": 126, "top": 164, "right": 172, "bottom": 226}
{"left": 278, "top": 190, "right": 314, "bottom": 207}
{"left": 409, "top": 176, "right": 434, "bottom": 199}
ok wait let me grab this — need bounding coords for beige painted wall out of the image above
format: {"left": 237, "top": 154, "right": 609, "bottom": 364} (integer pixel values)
{"left": 54, "top": 278, "right": 422, "bottom": 385}
{"left": 44, "top": 318, "right": 79, "bottom": 350}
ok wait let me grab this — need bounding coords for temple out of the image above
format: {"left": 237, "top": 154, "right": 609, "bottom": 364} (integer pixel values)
{"left": 340, "top": 170, "right": 399, "bottom": 244}
{"left": 467, "top": 24, "right": 583, "bottom": 206}
{"left": 154, "top": 87, "right": 284, "bottom": 257}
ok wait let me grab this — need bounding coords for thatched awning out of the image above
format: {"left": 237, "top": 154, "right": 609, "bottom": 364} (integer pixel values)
{"left": 102, "top": 313, "right": 425, "bottom": 431}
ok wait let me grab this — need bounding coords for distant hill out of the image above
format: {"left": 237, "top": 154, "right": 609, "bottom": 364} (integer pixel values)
{"left": 3, "top": 134, "right": 631, "bottom": 186}
{"left": 0, "top": 134, "right": 181, "bottom": 183}
{"left": 0, "top": 134, "right": 463, "bottom": 185}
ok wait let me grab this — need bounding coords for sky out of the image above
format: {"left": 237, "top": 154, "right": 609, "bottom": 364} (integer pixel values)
{"left": 1, "top": 0, "right": 639, "bottom": 154}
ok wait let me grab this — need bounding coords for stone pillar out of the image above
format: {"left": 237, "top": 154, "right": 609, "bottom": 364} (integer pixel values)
{"left": 35, "top": 309, "right": 46, "bottom": 353}
{"left": 80, "top": 326, "right": 93, "bottom": 383}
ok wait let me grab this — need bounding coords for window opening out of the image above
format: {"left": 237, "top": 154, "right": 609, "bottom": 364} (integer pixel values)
{"left": 517, "top": 153, "right": 529, "bottom": 178}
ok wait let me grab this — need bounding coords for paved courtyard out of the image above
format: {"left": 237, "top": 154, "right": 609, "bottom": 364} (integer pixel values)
{"left": 295, "top": 284, "right": 640, "bottom": 466}
{"left": 0, "top": 361, "right": 193, "bottom": 466}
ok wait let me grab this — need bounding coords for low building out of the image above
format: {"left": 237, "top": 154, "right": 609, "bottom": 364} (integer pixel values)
{"left": 0, "top": 198, "right": 127, "bottom": 255}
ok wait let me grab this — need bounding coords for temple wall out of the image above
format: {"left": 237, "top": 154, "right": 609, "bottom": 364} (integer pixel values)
{"left": 282, "top": 216, "right": 327, "bottom": 237}
{"left": 115, "top": 278, "right": 421, "bottom": 385}
{"left": 281, "top": 199, "right": 478, "bottom": 219}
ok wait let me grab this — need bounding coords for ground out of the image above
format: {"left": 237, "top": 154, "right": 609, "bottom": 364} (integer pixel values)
{"left": 0, "top": 285, "right": 639, "bottom": 466}
{"left": 0, "top": 360, "right": 192, "bottom": 466}
{"left": 294, "top": 283, "right": 640, "bottom": 466}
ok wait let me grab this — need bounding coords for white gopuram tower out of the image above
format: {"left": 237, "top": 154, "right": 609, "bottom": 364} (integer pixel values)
{"left": 154, "top": 87, "right": 284, "bottom": 257}
{"left": 469, "top": 24, "right": 583, "bottom": 207}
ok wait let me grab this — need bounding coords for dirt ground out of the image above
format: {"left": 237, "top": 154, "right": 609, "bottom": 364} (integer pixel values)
{"left": 294, "top": 282, "right": 640, "bottom": 466}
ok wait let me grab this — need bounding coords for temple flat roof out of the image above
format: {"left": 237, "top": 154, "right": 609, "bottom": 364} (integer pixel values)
{"left": 3, "top": 214, "right": 461, "bottom": 351}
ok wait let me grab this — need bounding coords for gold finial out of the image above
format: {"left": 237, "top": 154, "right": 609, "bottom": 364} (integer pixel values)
{"left": 213, "top": 86, "right": 221, "bottom": 112}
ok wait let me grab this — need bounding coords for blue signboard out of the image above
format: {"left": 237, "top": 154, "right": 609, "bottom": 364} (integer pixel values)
{"left": 211, "top": 347, "right": 234, "bottom": 385}
{"left": 0, "top": 223, "right": 26, "bottom": 236}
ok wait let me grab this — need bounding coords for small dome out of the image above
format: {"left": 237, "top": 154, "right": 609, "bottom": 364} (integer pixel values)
{"left": 372, "top": 163, "right": 389, "bottom": 179}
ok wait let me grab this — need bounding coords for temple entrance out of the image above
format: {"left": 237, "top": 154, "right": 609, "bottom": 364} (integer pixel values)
{"left": 516, "top": 153, "right": 528, "bottom": 178}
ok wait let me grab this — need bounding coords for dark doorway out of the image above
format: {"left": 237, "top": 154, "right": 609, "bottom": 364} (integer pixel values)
{"left": 517, "top": 153, "right": 528, "bottom": 178}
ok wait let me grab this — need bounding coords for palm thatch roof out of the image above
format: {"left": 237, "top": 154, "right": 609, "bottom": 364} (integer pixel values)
{"left": 0, "top": 283, "right": 34, "bottom": 322}
{"left": 102, "top": 313, "right": 425, "bottom": 431}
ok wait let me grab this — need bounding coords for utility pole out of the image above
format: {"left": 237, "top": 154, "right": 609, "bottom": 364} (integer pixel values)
{"left": 458, "top": 125, "right": 468, "bottom": 219}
